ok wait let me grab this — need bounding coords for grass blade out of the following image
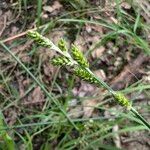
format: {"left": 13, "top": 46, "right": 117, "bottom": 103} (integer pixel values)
{"left": 0, "top": 41, "right": 78, "bottom": 131}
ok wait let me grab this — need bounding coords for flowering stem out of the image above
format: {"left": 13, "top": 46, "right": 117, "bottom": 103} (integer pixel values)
{"left": 130, "top": 107, "right": 150, "bottom": 129}
{"left": 27, "top": 31, "right": 150, "bottom": 130}
{"left": 85, "top": 68, "right": 115, "bottom": 94}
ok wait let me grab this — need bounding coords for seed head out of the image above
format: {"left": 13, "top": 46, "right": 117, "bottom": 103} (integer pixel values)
{"left": 113, "top": 92, "right": 132, "bottom": 109}
{"left": 27, "top": 31, "right": 52, "bottom": 48}
{"left": 71, "top": 45, "right": 89, "bottom": 68}
{"left": 58, "top": 39, "right": 68, "bottom": 51}
{"left": 73, "top": 66, "right": 98, "bottom": 84}
{"left": 51, "top": 56, "right": 73, "bottom": 66}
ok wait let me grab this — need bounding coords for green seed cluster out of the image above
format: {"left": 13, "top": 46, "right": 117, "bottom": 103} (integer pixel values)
{"left": 51, "top": 57, "right": 72, "bottom": 66}
{"left": 27, "top": 31, "right": 150, "bottom": 130}
{"left": 58, "top": 39, "right": 68, "bottom": 51}
{"left": 71, "top": 45, "right": 89, "bottom": 68}
{"left": 28, "top": 31, "right": 52, "bottom": 48}
{"left": 73, "top": 66, "right": 98, "bottom": 84}
{"left": 113, "top": 92, "right": 132, "bottom": 108}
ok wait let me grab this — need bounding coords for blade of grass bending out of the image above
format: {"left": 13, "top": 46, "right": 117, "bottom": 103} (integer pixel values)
{"left": 37, "top": 0, "right": 42, "bottom": 27}
{"left": 59, "top": 18, "right": 117, "bottom": 31}
{"left": 130, "top": 107, "right": 150, "bottom": 130}
{"left": 1, "top": 117, "right": 107, "bottom": 130}
{"left": 0, "top": 41, "right": 78, "bottom": 131}
{"left": 85, "top": 125, "right": 147, "bottom": 149}
{"left": 59, "top": 19, "right": 150, "bottom": 55}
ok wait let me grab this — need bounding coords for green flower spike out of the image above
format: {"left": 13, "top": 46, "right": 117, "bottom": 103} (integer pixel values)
{"left": 113, "top": 92, "right": 132, "bottom": 109}
{"left": 73, "top": 66, "right": 98, "bottom": 84}
{"left": 58, "top": 39, "right": 68, "bottom": 51}
{"left": 24, "top": 31, "right": 150, "bottom": 130}
{"left": 51, "top": 56, "right": 73, "bottom": 66}
{"left": 71, "top": 45, "right": 89, "bottom": 68}
{"left": 28, "top": 31, "right": 52, "bottom": 48}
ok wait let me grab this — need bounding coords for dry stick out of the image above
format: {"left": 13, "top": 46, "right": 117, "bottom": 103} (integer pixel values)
{"left": 1, "top": 23, "right": 45, "bottom": 43}
{"left": 0, "top": 41, "right": 79, "bottom": 131}
{"left": 1, "top": 30, "right": 29, "bottom": 43}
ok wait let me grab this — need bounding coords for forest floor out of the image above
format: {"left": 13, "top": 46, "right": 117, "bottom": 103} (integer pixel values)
{"left": 0, "top": 0, "right": 150, "bottom": 149}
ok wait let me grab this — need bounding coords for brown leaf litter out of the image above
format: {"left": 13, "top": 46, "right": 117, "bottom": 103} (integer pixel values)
{"left": 23, "top": 86, "right": 45, "bottom": 106}
{"left": 43, "top": 1, "right": 62, "bottom": 13}
{"left": 110, "top": 52, "right": 149, "bottom": 90}
{"left": 82, "top": 99, "right": 99, "bottom": 118}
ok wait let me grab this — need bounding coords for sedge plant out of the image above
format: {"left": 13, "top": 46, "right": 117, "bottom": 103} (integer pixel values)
{"left": 27, "top": 31, "right": 150, "bottom": 130}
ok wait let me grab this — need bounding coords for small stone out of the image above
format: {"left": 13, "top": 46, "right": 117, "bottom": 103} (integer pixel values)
{"left": 68, "top": 99, "right": 77, "bottom": 107}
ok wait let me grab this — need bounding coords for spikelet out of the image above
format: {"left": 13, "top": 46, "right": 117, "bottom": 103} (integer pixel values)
{"left": 51, "top": 56, "right": 73, "bottom": 66}
{"left": 58, "top": 39, "right": 68, "bottom": 51}
{"left": 113, "top": 92, "right": 132, "bottom": 109}
{"left": 27, "top": 31, "right": 52, "bottom": 48}
{"left": 71, "top": 45, "right": 89, "bottom": 68}
{"left": 73, "top": 66, "right": 98, "bottom": 84}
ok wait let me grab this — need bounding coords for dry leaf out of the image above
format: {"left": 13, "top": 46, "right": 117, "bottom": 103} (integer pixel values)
{"left": 82, "top": 99, "right": 98, "bottom": 118}
{"left": 22, "top": 79, "right": 31, "bottom": 87}
{"left": 121, "top": 2, "right": 131, "bottom": 9}
{"left": 21, "top": 53, "right": 31, "bottom": 63}
{"left": 43, "top": 1, "right": 62, "bottom": 13}
{"left": 89, "top": 24, "right": 104, "bottom": 34}
{"left": 43, "top": 63, "right": 57, "bottom": 83}
{"left": 32, "top": 87, "right": 44, "bottom": 102}
{"left": 72, "top": 82, "right": 95, "bottom": 97}
{"left": 43, "top": 6, "right": 54, "bottom": 13}
{"left": 17, "top": 76, "right": 25, "bottom": 97}
{"left": 113, "top": 125, "right": 121, "bottom": 148}
{"left": 142, "top": 71, "right": 150, "bottom": 83}
{"left": 68, "top": 106, "right": 83, "bottom": 118}
{"left": 0, "top": 84, "right": 3, "bottom": 93}
{"left": 134, "top": 0, "right": 150, "bottom": 23}
{"left": 25, "top": 86, "right": 45, "bottom": 105}
{"left": 74, "top": 36, "right": 86, "bottom": 52}
{"left": 49, "top": 30, "right": 66, "bottom": 44}
{"left": 85, "top": 24, "right": 92, "bottom": 33}
{"left": 91, "top": 46, "right": 105, "bottom": 58}
{"left": 93, "top": 69, "right": 106, "bottom": 81}
{"left": 4, "top": 108, "right": 19, "bottom": 125}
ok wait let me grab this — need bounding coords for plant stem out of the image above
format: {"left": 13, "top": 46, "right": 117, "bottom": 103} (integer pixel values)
{"left": 86, "top": 68, "right": 115, "bottom": 94}
{"left": 86, "top": 68, "right": 150, "bottom": 130}
{"left": 27, "top": 31, "right": 150, "bottom": 130}
{"left": 0, "top": 41, "right": 78, "bottom": 131}
{"left": 130, "top": 107, "right": 150, "bottom": 130}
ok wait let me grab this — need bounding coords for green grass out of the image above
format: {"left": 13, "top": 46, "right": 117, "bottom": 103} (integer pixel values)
{"left": 0, "top": 0, "right": 150, "bottom": 149}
